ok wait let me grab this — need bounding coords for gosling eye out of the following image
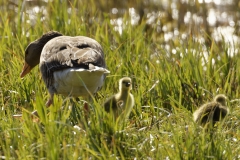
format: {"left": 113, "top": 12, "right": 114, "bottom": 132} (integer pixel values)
{"left": 122, "top": 81, "right": 131, "bottom": 87}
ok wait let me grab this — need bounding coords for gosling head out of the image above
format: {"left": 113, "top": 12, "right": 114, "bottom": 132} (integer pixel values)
{"left": 119, "top": 77, "right": 132, "bottom": 91}
{"left": 214, "top": 94, "right": 227, "bottom": 106}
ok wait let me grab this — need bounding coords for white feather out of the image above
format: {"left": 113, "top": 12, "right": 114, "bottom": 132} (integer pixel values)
{"left": 53, "top": 67, "right": 110, "bottom": 97}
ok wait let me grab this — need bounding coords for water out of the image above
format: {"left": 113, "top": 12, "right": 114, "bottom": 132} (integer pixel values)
{"left": 2, "top": 0, "right": 240, "bottom": 54}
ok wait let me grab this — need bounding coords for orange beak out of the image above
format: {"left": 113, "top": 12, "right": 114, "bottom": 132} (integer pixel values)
{"left": 20, "top": 62, "right": 32, "bottom": 78}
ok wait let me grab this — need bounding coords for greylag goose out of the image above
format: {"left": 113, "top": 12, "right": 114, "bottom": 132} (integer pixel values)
{"left": 104, "top": 77, "right": 134, "bottom": 122}
{"left": 20, "top": 31, "right": 109, "bottom": 108}
{"left": 193, "top": 94, "right": 229, "bottom": 127}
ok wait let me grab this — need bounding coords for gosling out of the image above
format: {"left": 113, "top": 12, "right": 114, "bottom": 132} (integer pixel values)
{"left": 104, "top": 77, "right": 135, "bottom": 121}
{"left": 193, "top": 94, "right": 229, "bottom": 127}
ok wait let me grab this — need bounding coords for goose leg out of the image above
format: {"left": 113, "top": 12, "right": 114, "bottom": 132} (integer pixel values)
{"left": 31, "top": 94, "right": 54, "bottom": 116}
{"left": 46, "top": 93, "right": 54, "bottom": 107}
{"left": 84, "top": 101, "right": 90, "bottom": 120}
{"left": 46, "top": 98, "right": 53, "bottom": 107}
{"left": 83, "top": 95, "right": 94, "bottom": 120}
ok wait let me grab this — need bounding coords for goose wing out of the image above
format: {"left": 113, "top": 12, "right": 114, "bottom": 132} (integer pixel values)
{"left": 39, "top": 36, "right": 106, "bottom": 88}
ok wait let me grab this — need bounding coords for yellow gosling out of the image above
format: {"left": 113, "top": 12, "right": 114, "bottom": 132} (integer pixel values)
{"left": 104, "top": 77, "right": 135, "bottom": 123}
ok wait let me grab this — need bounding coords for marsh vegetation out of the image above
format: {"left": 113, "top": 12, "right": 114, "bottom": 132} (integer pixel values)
{"left": 0, "top": 0, "right": 240, "bottom": 159}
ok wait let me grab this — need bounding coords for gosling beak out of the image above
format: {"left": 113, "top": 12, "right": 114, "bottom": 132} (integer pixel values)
{"left": 20, "top": 62, "right": 32, "bottom": 78}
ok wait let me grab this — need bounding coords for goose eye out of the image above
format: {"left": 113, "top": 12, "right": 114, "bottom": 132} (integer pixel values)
{"left": 25, "top": 50, "right": 28, "bottom": 55}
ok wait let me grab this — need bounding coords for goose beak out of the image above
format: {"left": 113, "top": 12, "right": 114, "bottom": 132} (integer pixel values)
{"left": 20, "top": 62, "right": 32, "bottom": 78}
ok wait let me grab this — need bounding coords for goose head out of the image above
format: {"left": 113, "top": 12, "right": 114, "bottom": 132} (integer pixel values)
{"left": 20, "top": 31, "right": 63, "bottom": 78}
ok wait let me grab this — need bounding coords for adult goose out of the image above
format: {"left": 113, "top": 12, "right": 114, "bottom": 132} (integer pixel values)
{"left": 104, "top": 77, "right": 134, "bottom": 122}
{"left": 193, "top": 94, "right": 229, "bottom": 127}
{"left": 20, "top": 31, "right": 109, "bottom": 108}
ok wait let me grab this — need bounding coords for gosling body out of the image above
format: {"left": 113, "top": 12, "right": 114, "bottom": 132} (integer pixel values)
{"left": 104, "top": 77, "right": 134, "bottom": 120}
{"left": 193, "top": 94, "right": 229, "bottom": 127}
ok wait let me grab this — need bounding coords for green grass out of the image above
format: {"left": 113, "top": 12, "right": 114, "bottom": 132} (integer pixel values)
{"left": 0, "top": 0, "right": 240, "bottom": 159}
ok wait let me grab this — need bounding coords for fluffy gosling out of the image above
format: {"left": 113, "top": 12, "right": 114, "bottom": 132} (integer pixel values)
{"left": 104, "top": 77, "right": 135, "bottom": 121}
{"left": 193, "top": 94, "right": 229, "bottom": 127}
